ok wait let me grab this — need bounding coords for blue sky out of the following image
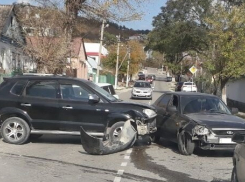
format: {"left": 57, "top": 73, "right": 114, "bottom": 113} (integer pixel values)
{"left": 1, "top": 0, "right": 167, "bottom": 30}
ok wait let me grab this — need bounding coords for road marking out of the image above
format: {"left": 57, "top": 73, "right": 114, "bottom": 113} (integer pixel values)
{"left": 121, "top": 162, "right": 127, "bottom": 167}
{"left": 114, "top": 177, "right": 121, "bottom": 182}
{"left": 117, "top": 170, "right": 124, "bottom": 175}
{"left": 124, "top": 155, "right": 130, "bottom": 160}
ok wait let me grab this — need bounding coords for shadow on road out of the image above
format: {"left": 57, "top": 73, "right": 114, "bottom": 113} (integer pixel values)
{"left": 155, "top": 138, "right": 233, "bottom": 157}
{"left": 29, "top": 135, "right": 82, "bottom": 145}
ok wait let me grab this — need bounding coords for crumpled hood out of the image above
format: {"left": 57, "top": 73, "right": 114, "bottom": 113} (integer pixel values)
{"left": 117, "top": 101, "right": 155, "bottom": 110}
{"left": 185, "top": 113, "right": 245, "bottom": 129}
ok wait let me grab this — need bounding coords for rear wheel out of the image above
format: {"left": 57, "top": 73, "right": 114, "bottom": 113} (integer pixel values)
{"left": 177, "top": 131, "right": 195, "bottom": 155}
{"left": 109, "top": 122, "right": 125, "bottom": 142}
{"left": 1, "top": 117, "right": 30, "bottom": 145}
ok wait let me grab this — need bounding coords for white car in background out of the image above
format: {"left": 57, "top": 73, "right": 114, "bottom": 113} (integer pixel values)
{"left": 96, "top": 83, "right": 119, "bottom": 99}
{"left": 181, "top": 82, "right": 197, "bottom": 92}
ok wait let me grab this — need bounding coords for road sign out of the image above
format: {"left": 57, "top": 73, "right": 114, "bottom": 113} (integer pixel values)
{"left": 189, "top": 65, "right": 197, "bottom": 74}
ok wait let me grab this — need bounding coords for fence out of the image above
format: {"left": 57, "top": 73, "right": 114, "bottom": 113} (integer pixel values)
{"left": 99, "top": 73, "right": 115, "bottom": 85}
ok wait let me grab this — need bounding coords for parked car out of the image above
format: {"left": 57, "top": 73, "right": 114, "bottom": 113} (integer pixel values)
{"left": 152, "top": 92, "right": 244, "bottom": 155}
{"left": 131, "top": 81, "right": 154, "bottom": 100}
{"left": 0, "top": 75, "right": 157, "bottom": 145}
{"left": 96, "top": 83, "right": 119, "bottom": 99}
{"left": 232, "top": 132, "right": 245, "bottom": 182}
{"left": 145, "top": 75, "right": 153, "bottom": 84}
{"left": 175, "top": 82, "right": 184, "bottom": 91}
{"left": 138, "top": 74, "right": 146, "bottom": 80}
{"left": 181, "top": 82, "right": 197, "bottom": 92}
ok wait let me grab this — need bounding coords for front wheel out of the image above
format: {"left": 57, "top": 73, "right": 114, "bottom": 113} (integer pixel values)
{"left": 177, "top": 131, "right": 195, "bottom": 155}
{"left": 1, "top": 117, "right": 30, "bottom": 145}
{"left": 109, "top": 122, "right": 125, "bottom": 142}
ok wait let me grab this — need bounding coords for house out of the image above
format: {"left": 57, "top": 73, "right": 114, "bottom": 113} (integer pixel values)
{"left": 66, "top": 37, "right": 88, "bottom": 79}
{"left": 0, "top": 4, "right": 34, "bottom": 75}
{"left": 84, "top": 43, "right": 108, "bottom": 66}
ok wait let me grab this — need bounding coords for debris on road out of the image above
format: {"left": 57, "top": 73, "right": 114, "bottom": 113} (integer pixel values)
{"left": 80, "top": 120, "right": 137, "bottom": 155}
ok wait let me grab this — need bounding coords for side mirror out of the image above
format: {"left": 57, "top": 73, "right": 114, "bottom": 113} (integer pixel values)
{"left": 232, "top": 132, "right": 245, "bottom": 144}
{"left": 231, "top": 107, "right": 239, "bottom": 115}
{"left": 89, "top": 94, "right": 100, "bottom": 103}
{"left": 167, "top": 106, "right": 177, "bottom": 112}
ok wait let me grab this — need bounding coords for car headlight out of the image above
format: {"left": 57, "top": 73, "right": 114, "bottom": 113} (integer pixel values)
{"left": 193, "top": 125, "right": 209, "bottom": 135}
{"left": 143, "top": 109, "right": 156, "bottom": 118}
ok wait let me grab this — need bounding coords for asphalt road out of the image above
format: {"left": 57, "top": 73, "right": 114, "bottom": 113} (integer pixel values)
{"left": 0, "top": 75, "right": 233, "bottom": 182}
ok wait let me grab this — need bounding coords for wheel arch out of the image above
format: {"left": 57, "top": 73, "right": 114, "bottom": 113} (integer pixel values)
{"left": 0, "top": 107, "right": 32, "bottom": 127}
{"left": 107, "top": 113, "right": 132, "bottom": 127}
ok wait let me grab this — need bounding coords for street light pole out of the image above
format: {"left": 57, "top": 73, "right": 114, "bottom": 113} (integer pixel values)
{"left": 115, "top": 34, "right": 120, "bottom": 89}
{"left": 126, "top": 47, "right": 131, "bottom": 88}
{"left": 96, "top": 19, "right": 106, "bottom": 83}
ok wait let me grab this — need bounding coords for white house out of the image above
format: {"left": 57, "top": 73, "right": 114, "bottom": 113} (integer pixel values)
{"left": 84, "top": 43, "right": 108, "bottom": 66}
{"left": 0, "top": 4, "right": 34, "bottom": 75}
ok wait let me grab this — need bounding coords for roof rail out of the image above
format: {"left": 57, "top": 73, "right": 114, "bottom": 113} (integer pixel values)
{"left": 21, "top": 73, "right": 64, "bottom": 76}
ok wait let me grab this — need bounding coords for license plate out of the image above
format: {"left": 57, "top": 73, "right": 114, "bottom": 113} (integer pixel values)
{"left": 219, "top": 138, "right": 235, "bottom": 144}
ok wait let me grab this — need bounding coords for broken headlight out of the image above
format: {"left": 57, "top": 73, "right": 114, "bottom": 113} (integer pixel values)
{"left": 193, "top": 125, "right": 210, "bottom": 135}
{"left": 143, "top": 109, "right": 156, "bottom": 118}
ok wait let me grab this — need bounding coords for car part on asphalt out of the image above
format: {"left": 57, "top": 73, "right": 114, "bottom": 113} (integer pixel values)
{"left": 80, "top": 119, "right": 137, "bottom": 155}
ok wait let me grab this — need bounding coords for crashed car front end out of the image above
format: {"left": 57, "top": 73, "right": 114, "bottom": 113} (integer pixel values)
{"left": 135, "top": 108, "right": 157, "bottom": 136}
{"left": 190, "top": 124, "right": 242, "bottom": 150}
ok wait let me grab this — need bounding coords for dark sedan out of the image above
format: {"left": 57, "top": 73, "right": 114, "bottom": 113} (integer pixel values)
{"left": 152, "top": 92, "right": 245, "bottom": 155}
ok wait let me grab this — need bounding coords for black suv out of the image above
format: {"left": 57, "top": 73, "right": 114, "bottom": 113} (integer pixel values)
{"left": 0, "top": 75, "right": 157, "bottom": 144}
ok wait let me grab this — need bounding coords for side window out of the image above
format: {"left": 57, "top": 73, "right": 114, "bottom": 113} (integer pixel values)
{"left": 60, "top": 84, "right": 90, "bottom": 101}
{"left": 157, "top": 94, "right": 171, "bottom": 108}
{"left": 26, "top": 81, "right": 57, "bottom": 99}
{"left": 168, "top": 95, "right": 179, "bottom": 109}
{"left": 10, "top": 80, "right": 27, "bottom": 96}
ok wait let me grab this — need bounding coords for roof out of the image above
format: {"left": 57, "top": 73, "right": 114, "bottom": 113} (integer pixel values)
{"left": 84, "top": 43, "right": 108, "bottom": 56}
{"left": 168, "top": 92, "right": 217, "bottom": 97}
{"left": 0, "top": 5, "right": 13, "bottom": 34}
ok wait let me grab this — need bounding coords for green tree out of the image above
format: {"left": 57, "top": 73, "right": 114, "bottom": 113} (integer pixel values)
{"left": 203, "top": 3, "right": 245, "bottom": 95}
{"left": 146, "top": 0, "right": 212, "bottom": 74}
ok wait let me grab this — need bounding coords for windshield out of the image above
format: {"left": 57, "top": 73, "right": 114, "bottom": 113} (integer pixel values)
{"left": 134, "top": 82, "right": 151, "bottom": 88}
{"left": 86, "top": 81, "right": 117, "bottom": 102}
{"left": 181, "top": 96, "right": 231, "bottom": 114}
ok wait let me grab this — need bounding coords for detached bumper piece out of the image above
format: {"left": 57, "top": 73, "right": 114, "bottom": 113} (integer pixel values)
{"left": 80, "top": 120, "right": 137, "bottom": 155}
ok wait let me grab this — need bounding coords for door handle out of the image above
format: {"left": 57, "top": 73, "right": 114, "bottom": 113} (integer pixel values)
{"left": 21, "top": 103, "right": 31, "bottom": 107}
{"left": 62, "top": 106, "right": 73, "bottom": 109}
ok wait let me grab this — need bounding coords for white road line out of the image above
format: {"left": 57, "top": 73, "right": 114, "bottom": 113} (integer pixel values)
{"left": 117, "top": 170, "right": 124, "bottom": 175}
{"left": 114, "top": 177, "right": 122, "bottom": 182}
{"left": 121, "top": 162, "right": 127, "bottom": 167}
{"left": 124, "top": 155, "right": 130, "bottom": 160}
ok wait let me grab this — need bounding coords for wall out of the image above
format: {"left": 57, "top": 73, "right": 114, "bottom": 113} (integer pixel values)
{"left": 226, "top": 78, "right": 245, "bottom": 112}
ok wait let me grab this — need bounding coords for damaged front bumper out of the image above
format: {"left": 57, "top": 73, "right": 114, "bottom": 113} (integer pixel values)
{"left": 192, "top": 132, "right": 236, "bottom": 150}
{"left": 80, "top": 119, "right": 137, "bottom": 155}
{"left": 136, "top": 118, "right": 157, "bottom": 136}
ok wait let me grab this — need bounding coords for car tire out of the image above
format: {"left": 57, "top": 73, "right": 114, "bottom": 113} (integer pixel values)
{"left": 177, "top": 131, "right": 195, "bottom": 155}
{"left": 231, "top": 167, "right": 238, "bottom": 182}
{"left": 151, "top": 134, "right": 160, "bottom": 143}
{"left": 1, "top": 117, "right": 30, "bottom": 145}
{"left": 109, "top": 121, "right": 125, "bottom": 142}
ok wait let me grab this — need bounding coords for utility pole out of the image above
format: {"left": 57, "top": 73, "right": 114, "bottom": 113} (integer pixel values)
{"left": 115, "top": 34, "right": 120, "bottom": 89}
{"left": 96, "top": 19, "right": 106, "bottom": 83}
{"left": 126, "top": 47, "right": 131, "bottom": 88}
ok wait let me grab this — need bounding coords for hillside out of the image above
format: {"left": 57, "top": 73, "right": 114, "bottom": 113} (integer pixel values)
{"left": 73, "top": 17, "right": 150, "bottom": 42}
